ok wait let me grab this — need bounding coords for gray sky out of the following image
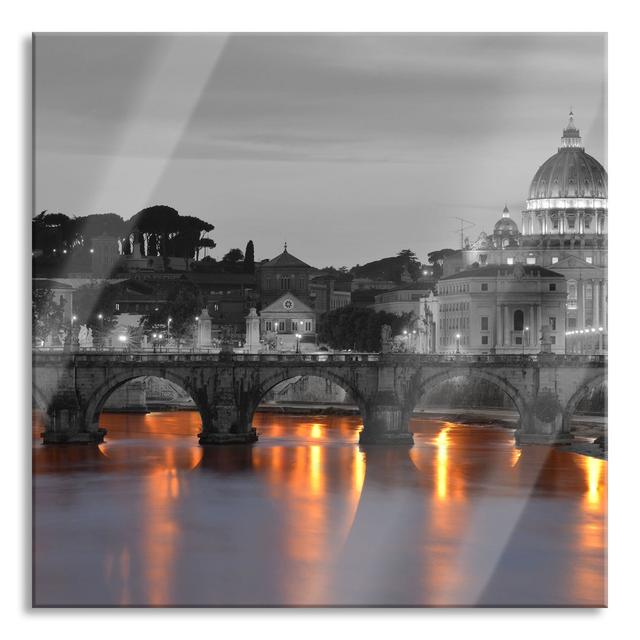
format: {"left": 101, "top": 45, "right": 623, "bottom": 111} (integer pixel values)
{"left": 35, "top": 33, "right": 606, "bottom": 267}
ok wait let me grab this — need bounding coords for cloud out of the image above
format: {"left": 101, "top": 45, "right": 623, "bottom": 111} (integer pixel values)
{"left": 34, "top": 33, "right": 606, "bottom": 265}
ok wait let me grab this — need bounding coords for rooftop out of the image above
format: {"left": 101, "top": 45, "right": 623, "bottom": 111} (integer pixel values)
{"left": 441, "top": 264, "right": 564, "bottom": 281}
{"left": 262, "top": 244, "right": 312, "bottom": 269}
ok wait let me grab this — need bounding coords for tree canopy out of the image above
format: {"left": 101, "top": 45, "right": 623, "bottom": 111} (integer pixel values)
{"left": 140, "top": 280, "right": 204, "bottom": 345}
{"left": 349, "top": 249, "right": 423, "bottom": 283}
{"left": 427, "top": 248, "right": 458, "bottom": 278}
{"left": 318, "top": 306, "right": 413, "bottom": 352}
{"left": 243, "top": 240, "right": 255, "bottom": 273}
{"left": 33, "top": 206, "right": 216, "bottom": 265}
{"left": 32, "top": 288, "right": 66, "bottom": 344}
{"left": 222, "top": 248, "right": 244, "bottom": 263}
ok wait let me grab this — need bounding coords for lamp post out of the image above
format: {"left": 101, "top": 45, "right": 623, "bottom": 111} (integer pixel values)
{"left": 295, "top": 333, "right": 301, "bottom": 354}
{"left": 523, "top": 326, "right": 529, "bottom": 356}
{"left": 96, "top": 313, "right": 104, "bottom": 350}
{"left": 456, "top": 333, "right": 461, "bottom": 355}
{"left": 167, "top": 317, "right": 172, "bottom": 342}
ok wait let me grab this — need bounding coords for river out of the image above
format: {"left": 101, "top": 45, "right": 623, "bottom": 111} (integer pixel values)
{"left": 32, "top": 411, "right": 606, "bottom": 607}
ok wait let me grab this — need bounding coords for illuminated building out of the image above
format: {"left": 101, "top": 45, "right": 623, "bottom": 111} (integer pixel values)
{"left": 441, "top": 112, "right": 607, "bottom": 352}
{"left": 424, "top": 264, "right": 567, "bottom": 354}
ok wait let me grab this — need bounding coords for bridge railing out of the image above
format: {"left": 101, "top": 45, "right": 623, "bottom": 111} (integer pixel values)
{"left": 32, "top": 348, "right": 606, "bottom": 366}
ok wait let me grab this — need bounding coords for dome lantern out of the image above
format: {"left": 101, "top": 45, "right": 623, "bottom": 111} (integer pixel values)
{"left": 560, "top": 110, "right": 584, "bottom": 150}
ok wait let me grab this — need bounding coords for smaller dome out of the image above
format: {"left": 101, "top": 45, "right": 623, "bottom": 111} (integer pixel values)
{"left": 494, "top": 218, "right": 519, "bottom": 234}
{"left": 493, "top": 204, "right": 519, "bottom": 236}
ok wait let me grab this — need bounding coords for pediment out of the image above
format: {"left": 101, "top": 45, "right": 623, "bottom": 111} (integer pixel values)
{"left": 550, "top": 255, "right": 599, "bottom": 270}
{"left": 261, "top": 293, "right": 315, "bottom": 314}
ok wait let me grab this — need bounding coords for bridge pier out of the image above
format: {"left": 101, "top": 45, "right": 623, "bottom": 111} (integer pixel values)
{"left": 516, "top": 392, "right": 572, "bottom": 446}
{"left": 359, "top": 394, "right": 414, "bottom": 445}
{"left": 42, "top": 395, "right": 106, "bottom": 445}
{"left": 197, "top": 403, "right": 258, "bottom": 445}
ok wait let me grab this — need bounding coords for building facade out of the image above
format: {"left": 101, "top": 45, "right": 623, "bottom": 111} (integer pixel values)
{"left": 371, "top": 285, "right": 435, "bottom": 317}
{"left": 425, "top": 264, "right": 567, "bottom": 355}
{"left": 257, "top": 244, "right": 316, "bottom": 307}
{"left": 258, "top": 293, "right": 317, "bottom": 352}
{"left": 441, "top": 112, "right": 607, "bottom": 348}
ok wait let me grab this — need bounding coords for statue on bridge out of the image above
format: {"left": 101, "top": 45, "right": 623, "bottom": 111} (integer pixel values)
{"left": 78, "top": 325, "right": 93, "bottom": 349}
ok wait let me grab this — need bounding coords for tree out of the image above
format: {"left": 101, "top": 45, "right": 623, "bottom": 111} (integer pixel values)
{"left": 32, "top": 212, "right": 75, "bottom": 255}
{"left": 170, "top": 215, "right": 215, "bottom": 263}
{"left": 243, "top": 240, "right": 255, "bottom": 273}
{"left": 396, "top": 249, "right": 422, "bottom": 281}
{"left": 198, "top": 238, "right": 216, "bottom": 259}
{"left": 140, "top": 280, "right": 204, "bottom": 347}
{"left": 129, "top": 205, "right": 181, "bottom": 258}
{"left": 222, "top": 248, "right": 244, "bottom": 264}
{"left": 74, "top": 213, "right": 124, "bottom": 245}
{"left": 32, "top": 289, "right": 66, "bottom": 345}
{"left": 318, "top": 306, "right": 412, "bottom": 352}
{"left": 427, "top": 248, "right": 458, "bottom": 279}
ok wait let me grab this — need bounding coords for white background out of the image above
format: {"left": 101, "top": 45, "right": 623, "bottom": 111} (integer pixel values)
{"left": 2, "top": 1, "right": 638, "bottom": 636}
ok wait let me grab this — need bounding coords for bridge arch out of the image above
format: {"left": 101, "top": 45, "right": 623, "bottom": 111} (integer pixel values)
{"left": 408, "top": 367, "right": 527, "bottom": 428}
{"left": 248, "top": 366, "right": 367, "bottom": 428}
{"left": 83, "top": 369, "right": 207, "bottom": 436}
{"left": 563, "top": 371, "right": 607, "bottom": 431}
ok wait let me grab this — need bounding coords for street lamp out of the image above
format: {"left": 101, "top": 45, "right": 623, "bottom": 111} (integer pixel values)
{"left": 523, "top": 326, "right": 529, "bottom": 356}
{"left": 456, "top": 333, "right": 461, "bottom": 354}
{"left": 295, "top": 333, "right": 302, "bottom": 353}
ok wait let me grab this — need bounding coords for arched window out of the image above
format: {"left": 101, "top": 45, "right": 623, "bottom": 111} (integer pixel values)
{"left": 513, "top": 309, "right": 524, "bottom": 331}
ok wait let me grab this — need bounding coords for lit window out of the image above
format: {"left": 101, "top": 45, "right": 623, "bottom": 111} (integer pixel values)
{"left": 526, "top": 256, "right": 536, "bottom": 265}
{"left": 507, "top": 257, "right": 514, "bottom": 265}
{"left": 586, "top": 257, "right": 593, "bottom": 264}
{"left": 551, "top": 256, "right": 559, "bottom": 264}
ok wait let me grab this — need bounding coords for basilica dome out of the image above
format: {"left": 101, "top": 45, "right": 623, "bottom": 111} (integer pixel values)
{"left": 523, "top": 112, "right": 607, "bottom": 236}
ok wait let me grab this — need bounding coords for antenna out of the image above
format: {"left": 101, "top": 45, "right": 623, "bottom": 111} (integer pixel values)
{"left": 450, "top": 217, "right": 475, "bottom": 249}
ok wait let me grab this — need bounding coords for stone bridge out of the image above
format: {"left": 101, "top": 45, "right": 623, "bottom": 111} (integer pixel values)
{"left": 32, "top": 351, "right": 606, "bottom": 446}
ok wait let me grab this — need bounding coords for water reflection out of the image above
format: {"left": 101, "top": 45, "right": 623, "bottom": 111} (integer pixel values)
{"left": 33, "top": 411, "right": 606, "bottom": 606}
